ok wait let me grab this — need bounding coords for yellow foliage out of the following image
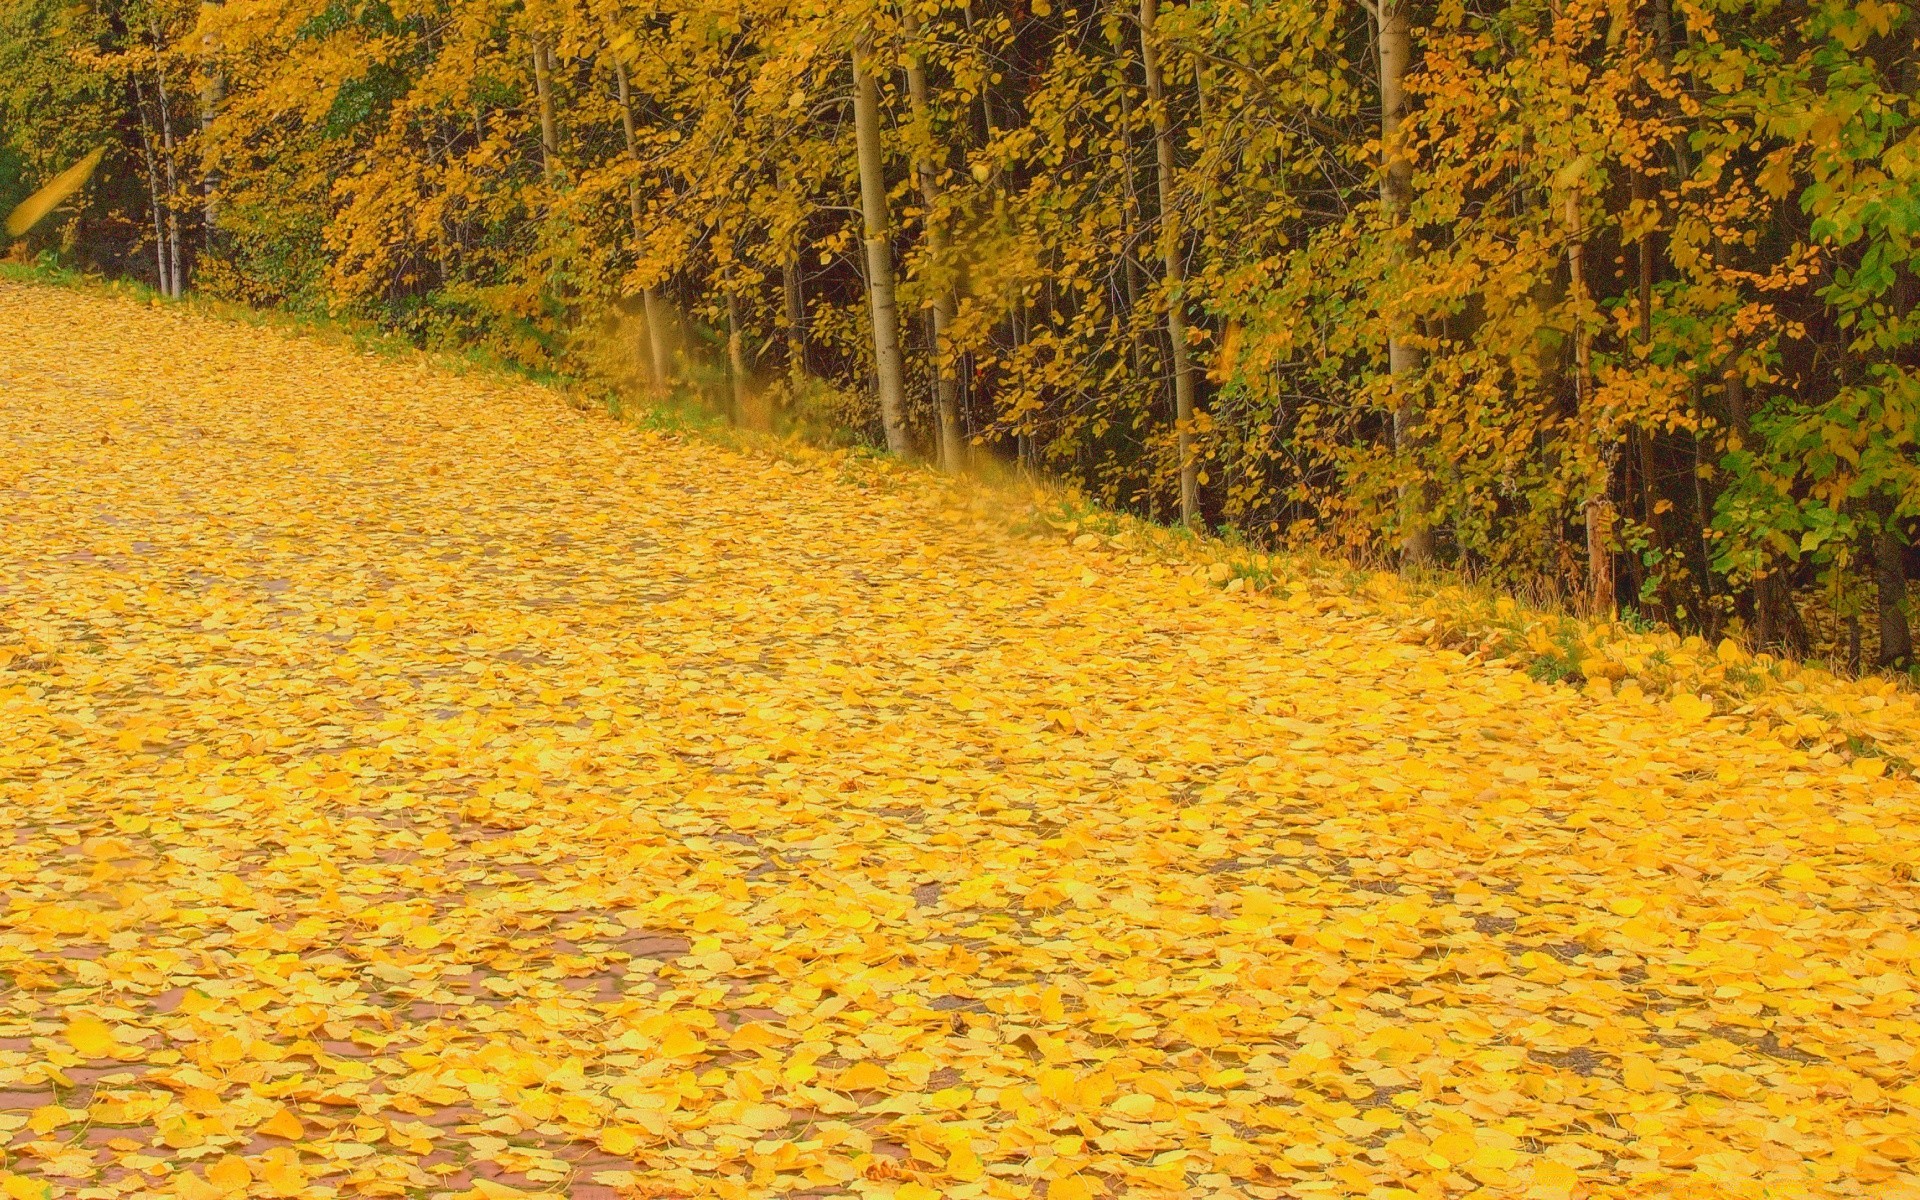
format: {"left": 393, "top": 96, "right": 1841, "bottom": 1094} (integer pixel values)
{"left": 0, "top": 286, "right": 1915, "bottom": 1200}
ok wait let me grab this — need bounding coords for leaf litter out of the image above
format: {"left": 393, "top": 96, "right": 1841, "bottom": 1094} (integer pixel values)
{"left": 2, "top": 283, "right": 1918, "bottom": 1200}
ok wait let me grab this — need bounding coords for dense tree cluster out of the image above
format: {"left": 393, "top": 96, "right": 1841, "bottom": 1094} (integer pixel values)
{"left": 3, "top": 0, "right": 1915, "bottom": 664}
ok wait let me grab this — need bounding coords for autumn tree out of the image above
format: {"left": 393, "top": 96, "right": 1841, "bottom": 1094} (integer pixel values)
{"left": 6, "top": 0, "right": 1915, "bottom": 668}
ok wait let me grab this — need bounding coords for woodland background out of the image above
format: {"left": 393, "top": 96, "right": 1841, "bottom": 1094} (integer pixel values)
{"left": 2, "top": 0, "right": 1916, "bottom": 668}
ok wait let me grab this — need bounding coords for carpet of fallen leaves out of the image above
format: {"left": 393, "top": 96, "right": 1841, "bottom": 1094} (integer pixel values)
{"left": 3, "top": 282, "right": 1920, "bottom": 1200}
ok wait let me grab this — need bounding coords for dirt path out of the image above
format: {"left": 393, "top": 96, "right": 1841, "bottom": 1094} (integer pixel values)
{"left": 3, "top": 282, "right": 1917, "bottom": 1200}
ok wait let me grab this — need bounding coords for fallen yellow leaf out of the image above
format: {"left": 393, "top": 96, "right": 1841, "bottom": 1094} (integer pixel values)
{"left": 0, "top": 1174, "right": 51, "bottom": 1200}
{"left": 946, "top": 1143, "right": 984, "bottom": 1182}
{"left": 1047, "top": 1174, "right": 1095, "bottom": 1200}
{"left": 206, "top": 1155, "right": 252, "bottom": 1192}
{"left": 255, "top": 1108, "right": 304, "bottom": 1140}
{"left": 64, "top": 1015, "right": 118, "bottom": 1058}
{"left": 257, "top": 1148, "right": 306, "bottom": 1197}
{"left": 837, "top": 1061, "right": 890, "bottom": 1091}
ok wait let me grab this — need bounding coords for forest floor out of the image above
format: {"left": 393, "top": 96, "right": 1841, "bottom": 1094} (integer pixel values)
{"left": 3, "top": 280, "right": 1919, "bottom": 1200}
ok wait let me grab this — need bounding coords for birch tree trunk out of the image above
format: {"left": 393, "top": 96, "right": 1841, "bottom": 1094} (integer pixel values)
{"left": 1377, "top": 0, "right": 1430, "bottom": 565}
{"left": 133, "top": 79, "right": 170, "bottom": 295}
{"left": 1140, "top": 0, "right": 1198, "bottom": 526}
{"left": 902, "top": 8, "right": 964, "bottom": 473}
{"left": 153, "top": 57, "right": 184, "bottom": 298}
{"left": 852, "top": 34, "right": 912, "bottom": 457}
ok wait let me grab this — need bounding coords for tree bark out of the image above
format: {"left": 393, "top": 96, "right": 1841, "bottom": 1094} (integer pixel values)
{"left": 1377, "top": 0, "right": 1429, "bottom": 565}
{"left": 902, "top": 8, "right": 964, "bottom": 473}
{"left": 1565, "top": 186, "right": 1612, "bottom": 616}
{"left": 1881, "top": 263, "right": 1918, "bottom": 668}
{"left": 132, "top": 78, "right": 171, "bottom": 295}
{"left": 1725, "top": 361, "right": 1806, "bottom": 654}
{"left": 1586, "top": 496, "right": 1617, "bottom": 617}
{"left": 533, "top": 40, "right": 558, "bottom": 181}
{"left": 726, "top": 287, "right": 751, "bottom": 422}
{"left": 1141, "top": 0, "right": 1199, "bottom": 526}
{"left": 149, "top": 27, "right": 185, "bottom": 298}
{"left": 1628, "top": 167, "right": 1667, "bottom": 614}
{"left": 643, "top": 287, "right": 671, "bottom": 393}
{"left": 1874, "top": 524, "right": 1913, "bottom": 668}
{"left": 198, "top": 0, "right": 222, "bottom": 242}
{"left": 612, "top": 58, "right": 667, "bottom": 395}
{"left": 1114, "top": 48, "right": 1151, "bottom": 384}
{"left": 852, "top": 35, "right": 912, "bottom": 457}
{"left": 783, "top": 255, "right": 808, "bottom": 381}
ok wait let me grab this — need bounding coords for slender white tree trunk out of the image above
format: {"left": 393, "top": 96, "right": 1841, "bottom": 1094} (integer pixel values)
{"left": 852, "top": 35, "right": 912, "bottom": 457}
{"left": 133, "top": 79, "right": 170, "bottom": 295}
{"left": 155, "top": 68, "right": 184, "bottom": 298}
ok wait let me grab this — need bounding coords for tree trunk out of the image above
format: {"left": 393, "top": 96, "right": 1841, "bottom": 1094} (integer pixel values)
{"left": 643, "top": 287, "right": 671, "bottom": 394}
{"left": 1629, "top": 168, "right": 1663, "bottom": 613}
{"left": 1726, "top": 361, "right": 1806, "bottom": 654}
{"left": 1724, "top": 360, "right": 1763, "bottom": 648}
{"left": 783, "top": 255, "right": 808, "bottom": 380}
{"left": 198, "top": 0, "right": 222, "bottom": 242}
{"left": 612, "top": 58, "right": 666, "bottom": 395}
{"left": 533, "top": 40, "right": 558, "bottom": 180}
{"left": 614, "top": 56, "right": 639, "bottom": 173}
{"left": 1875, "top": 524, "right": 1913, "bottom": 668}
{"left": 774, "top": 164, "right": 810, "bottom": 382}
{"left": 1141, "top": 0, "right": 1199, "bottom": 526}
{"left": 1565, "top": 186, "right": 1612, "bottom": 616}
{"left": 133, "top": 79, "right": 170, "bottom": 295}
{"left": 1114, "top": 52, "right": 1151, "bottom": 383}
{"left": 726, "top": 288, "right": 751, "bottom": 422}
{"left": 1013, "top": 296, "right": 1035, "bottom": 474}
{"left": 902, "top": 8, "right": 964, "bottom": 473}
{"left": 154, "top": 65, "right": 186, "bottom": 299}
{"left": 149, "top": 32, "right": 185, "bottom": 298}
{"left": 1881, "top": 265, "right": 1918, "bottom": 668}
{"left": 1377, "top": 0, "right": 1429, "bottom": 565}
{"left": 852, "top": 35, "right": 912, "bottom": 457}
{"left": 1633, "top": 170, "right": 1653, "bottom": 348}
{"left": 1586, "top": 496, "right": 1616, "bottom": 618}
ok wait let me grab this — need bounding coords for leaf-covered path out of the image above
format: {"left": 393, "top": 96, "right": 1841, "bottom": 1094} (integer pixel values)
{"left": 3, "top": 283, "right": 1918, "bottom": 1200}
